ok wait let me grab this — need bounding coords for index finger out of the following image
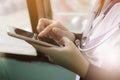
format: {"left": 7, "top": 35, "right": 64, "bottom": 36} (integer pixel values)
{"left": 37, "top": 18, "right": 52, "bottom": 33}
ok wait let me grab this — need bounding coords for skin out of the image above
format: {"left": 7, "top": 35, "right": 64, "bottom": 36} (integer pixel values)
{"left": 37, "top": 18, "right": 75, "bottom": 42}
{"left": 30, "top": 18, "right": 89, "bottom": 77}
{"left": 31, "top": 0, "right": 116, "bottom": 77}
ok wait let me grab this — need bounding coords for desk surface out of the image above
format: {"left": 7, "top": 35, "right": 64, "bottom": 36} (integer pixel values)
{"left": 0, "top": 10, "right": 37, "bottom": 56}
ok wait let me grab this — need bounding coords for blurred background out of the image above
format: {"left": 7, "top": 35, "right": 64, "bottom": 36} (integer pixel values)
{"left": 0, "top": 0, "right": 95, "bottom": 33}
{"left": 0, "top": 0, "right": 31, "bottom": 32}
{"left": 51, "top": 0, "right": 91, "bottom": 33}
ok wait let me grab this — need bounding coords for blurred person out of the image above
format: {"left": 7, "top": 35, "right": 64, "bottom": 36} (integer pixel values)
{"left": 0, "top": 0, "right": 120, "bottom": 80}
{"left": 34, "top": 0, "right": 120, "bottom": 80}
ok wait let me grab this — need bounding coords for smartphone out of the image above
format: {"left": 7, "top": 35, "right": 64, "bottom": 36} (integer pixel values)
{"left": 7, "top": 26, "right": 58, "bottom": 47}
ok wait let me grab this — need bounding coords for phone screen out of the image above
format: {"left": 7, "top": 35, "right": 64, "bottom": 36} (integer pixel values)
{"left": 15, "top": 28, "right": 38, "bottom": 39}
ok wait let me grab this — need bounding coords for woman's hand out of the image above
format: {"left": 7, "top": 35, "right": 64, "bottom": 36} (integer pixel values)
{"left": 37, "top": 18, "right": 75, "bottom": 42}
{"left": 31, "top": 37, "right": 89, "bottom": 77}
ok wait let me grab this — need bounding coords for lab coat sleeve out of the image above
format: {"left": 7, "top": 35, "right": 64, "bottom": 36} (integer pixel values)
{"left": 80, "top": 63, "right": 120, "bottom": 80}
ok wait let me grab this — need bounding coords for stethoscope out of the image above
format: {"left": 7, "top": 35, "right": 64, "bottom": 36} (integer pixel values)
{"left": 75, "top": 22, "right": 120, "bottom": 52}
{"left": 75, "top": 1, "right": 120, "bottom": 52}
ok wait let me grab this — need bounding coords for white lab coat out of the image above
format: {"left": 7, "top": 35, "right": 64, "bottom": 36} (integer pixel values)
{"left": 82, "top": 2, "right": 120, "bottom": 71}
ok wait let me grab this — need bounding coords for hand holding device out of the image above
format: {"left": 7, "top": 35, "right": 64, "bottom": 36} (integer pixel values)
{"left": 37, "top": 18, "right": 75, "bottom": 42}
{"left": 7, "top": 26, "right": 58, "bottom": 47}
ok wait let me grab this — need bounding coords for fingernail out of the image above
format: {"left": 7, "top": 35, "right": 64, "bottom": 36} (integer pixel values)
{"left": 52, "top": 28, "right": 56, "bottom": 32}
{"left": 38, "top": 33, "right": 43, "bottom": 37}
{"left": 53, "top": 28, "right": 58, "bottom": 32}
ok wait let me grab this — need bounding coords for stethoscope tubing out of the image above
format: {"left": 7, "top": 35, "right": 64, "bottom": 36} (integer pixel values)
{"left": 78, "top": 23, "right": 120, "bottom": 52}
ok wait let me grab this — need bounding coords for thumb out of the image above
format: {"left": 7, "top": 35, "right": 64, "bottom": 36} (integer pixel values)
{"left": 59, "top": 37, "right": 72, "bottom": 47}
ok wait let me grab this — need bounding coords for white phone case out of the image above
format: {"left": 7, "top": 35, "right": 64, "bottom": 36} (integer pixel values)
{"left": 7, "top": 26, "right": 58, "bottom": 47}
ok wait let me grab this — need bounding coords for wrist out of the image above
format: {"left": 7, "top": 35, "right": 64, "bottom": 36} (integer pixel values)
{"left": 80, "top": 59, "right": 89, "bottom": 77}
{"left": 75, "top": 55, "right": 89, "bottom": 77}
{"left": 67, "top": 52, "right": 89, "bottom": 78}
